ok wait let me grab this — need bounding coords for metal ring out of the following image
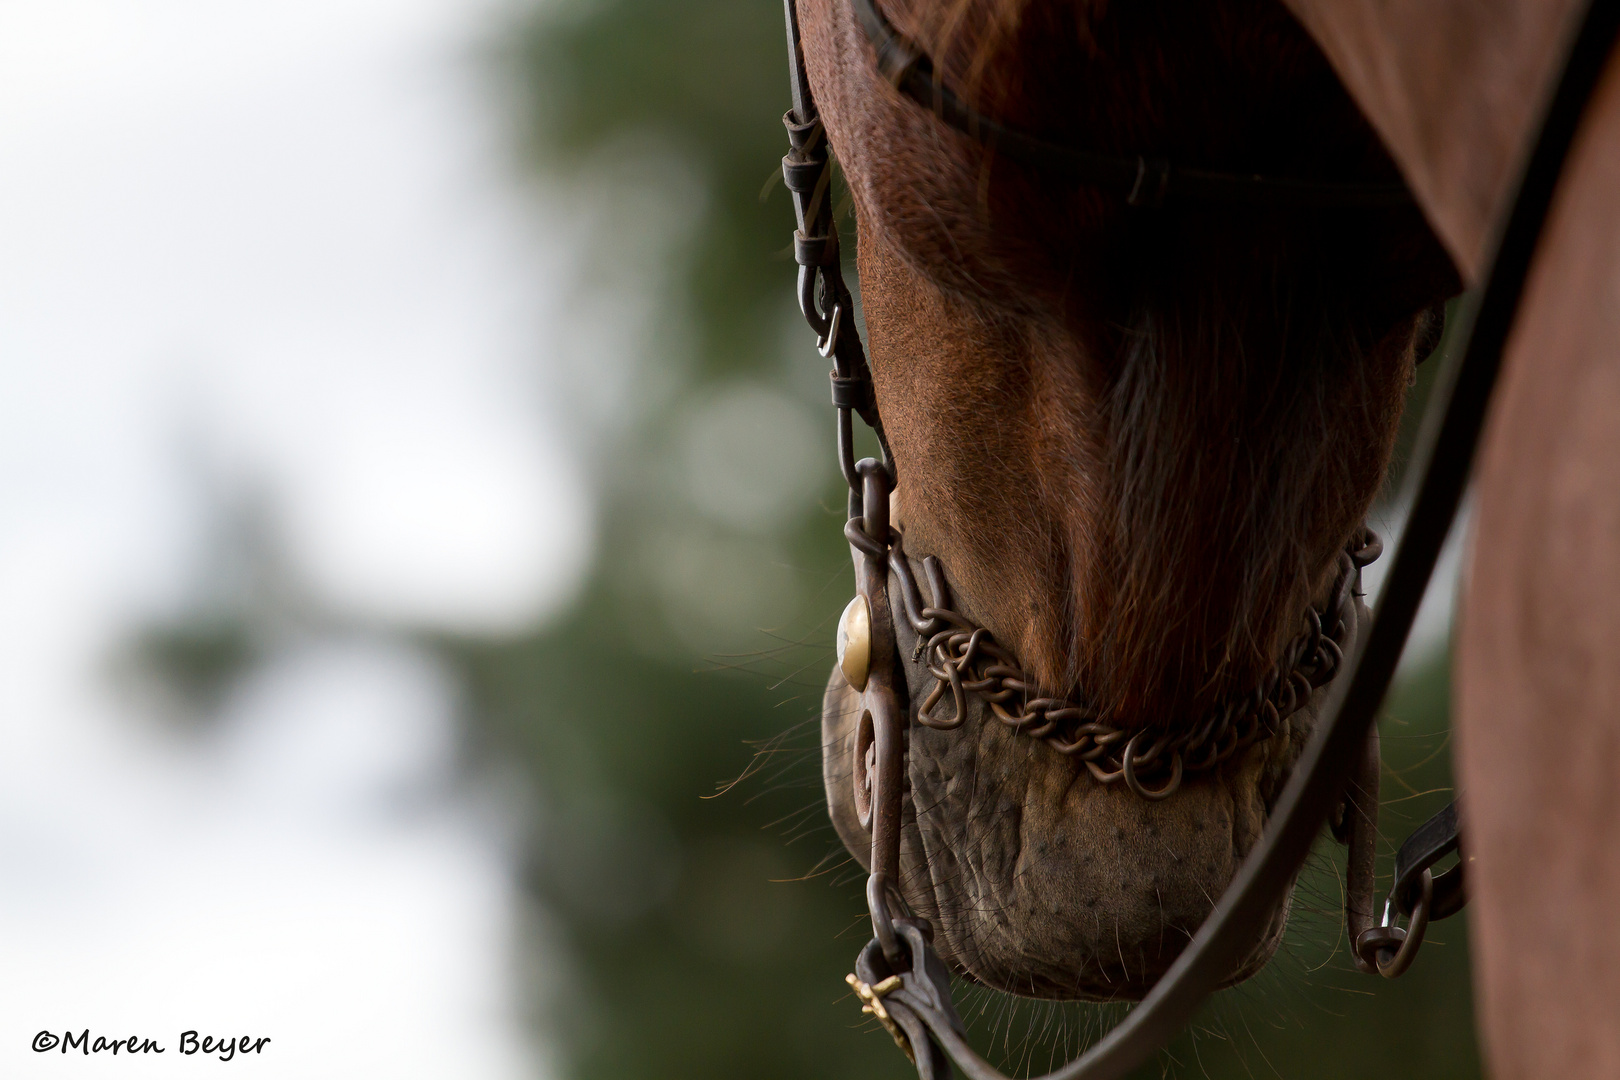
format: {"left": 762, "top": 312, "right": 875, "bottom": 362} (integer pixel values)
{"left": 1355, "top": 869, "right": 1433, "bottom": 978}
{"left": 1351, "top": 529, "right": 1384, "bottom": 567}
{"left": 867, "top": 873, "right": 906, "bottom": 968}
{"left": 1352, "top": 925, "right": 1403, "bottom": 976}
{"left": 1377, "top": 869, "right": 1433, "bottom": 978}
{"left": 1122, "top": 734, "right": 1183, "bottom": 800}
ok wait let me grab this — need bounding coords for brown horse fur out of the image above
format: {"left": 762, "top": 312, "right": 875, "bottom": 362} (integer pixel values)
{"left": 806, "top": 0, "right": 1457, "bottom": 998}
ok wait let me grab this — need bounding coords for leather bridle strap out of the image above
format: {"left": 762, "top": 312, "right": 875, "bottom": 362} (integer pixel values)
{"left": 848, "top": 0, "right": 1415, "bottom": 208}
{"left": 827, "top": 0, "right": 1620, "bottom": 1076}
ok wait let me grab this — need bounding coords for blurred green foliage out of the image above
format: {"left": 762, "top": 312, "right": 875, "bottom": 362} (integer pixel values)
{"left": 507, "top": 0, "right": 799, "bottom": 376}
{"left": 447, "top": 1, "right": 1488, "bottom": 1077}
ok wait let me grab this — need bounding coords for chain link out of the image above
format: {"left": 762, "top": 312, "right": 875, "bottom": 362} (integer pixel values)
{"left": 883, "top": 532, "right": 1380, "bottom": 799}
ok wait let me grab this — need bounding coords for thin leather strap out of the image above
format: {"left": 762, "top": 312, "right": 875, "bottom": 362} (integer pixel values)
{"left": 848, "top": 0, "right": 1415, "bottom": 208}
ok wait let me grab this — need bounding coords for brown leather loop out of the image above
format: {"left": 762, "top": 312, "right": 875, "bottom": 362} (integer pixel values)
{"left": 794, "top": 229, "right": 840, "bottom": 266}
{"left": 781, "top": 155, "right": 825, "bottom": 193}
{"left": 830, "top": 371, "right": 874, "bottom": 411}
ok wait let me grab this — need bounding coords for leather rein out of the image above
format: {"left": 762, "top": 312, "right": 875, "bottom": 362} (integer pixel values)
{"left": 779, "top": 1, "right": 1620, "bottom": 1077}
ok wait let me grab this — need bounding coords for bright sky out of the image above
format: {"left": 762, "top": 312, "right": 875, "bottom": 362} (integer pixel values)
{"left": 0, "top": 0, "right": 586, "bottom": 1075}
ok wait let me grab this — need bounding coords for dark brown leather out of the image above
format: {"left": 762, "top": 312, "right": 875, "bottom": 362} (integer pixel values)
{"left": 847, "top": 0, "right": 1416, "bottom": 208}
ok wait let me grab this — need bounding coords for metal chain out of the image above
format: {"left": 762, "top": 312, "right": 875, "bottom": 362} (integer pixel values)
{"left": 886, "top": 532, "right": 1381, "bottom": 800}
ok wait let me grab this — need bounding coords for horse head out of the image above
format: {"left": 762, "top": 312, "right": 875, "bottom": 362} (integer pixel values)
{"left": 803, "top": 0, "right": 1458, "bottom": 1000}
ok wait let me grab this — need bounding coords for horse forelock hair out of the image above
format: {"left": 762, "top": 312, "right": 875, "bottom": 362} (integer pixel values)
{"left": 1079, "top": 250, "right": 1384, "bottom": 722}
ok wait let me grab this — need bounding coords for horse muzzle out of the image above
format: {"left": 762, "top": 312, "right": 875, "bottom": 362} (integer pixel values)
{"left": 821, "top": 560, "right": 1356, "bottom": 1001}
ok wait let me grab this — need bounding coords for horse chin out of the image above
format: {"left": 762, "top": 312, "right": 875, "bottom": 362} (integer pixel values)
{"left": 822, "top": 665, "right": 1320, "bottom": 1002}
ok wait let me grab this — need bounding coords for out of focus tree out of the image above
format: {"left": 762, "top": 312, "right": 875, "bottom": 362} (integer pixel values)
{"left": 454, "top": 2, "right": 897, "bottom": 1078}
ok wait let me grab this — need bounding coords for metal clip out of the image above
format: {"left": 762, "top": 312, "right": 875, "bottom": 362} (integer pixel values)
{"left": 818, "top": 302, "right": 842, "bottom": 358}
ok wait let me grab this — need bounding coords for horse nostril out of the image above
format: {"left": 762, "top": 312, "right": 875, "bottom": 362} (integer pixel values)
{"left": 853, "top": 708, "right": 876, "bottom": 828}
{"left": 837, "top": 595, "right": 872, "bottom": 691}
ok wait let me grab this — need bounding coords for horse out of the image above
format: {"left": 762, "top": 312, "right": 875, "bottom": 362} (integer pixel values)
{"left": 782, "top": 0, "right": 1620, "bottom": 1077}
{"left": 1291, "top": 2, "right": 1620, "bottom": 1076}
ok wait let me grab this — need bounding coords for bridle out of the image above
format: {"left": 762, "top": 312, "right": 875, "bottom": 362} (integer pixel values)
{"left": 779, "top": 1, "right": 1620, "bottom": 1077}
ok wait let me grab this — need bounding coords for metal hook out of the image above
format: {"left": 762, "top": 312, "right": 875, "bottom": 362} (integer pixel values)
{"left": 818, "top": 302, "right": 842, "bottom": 357}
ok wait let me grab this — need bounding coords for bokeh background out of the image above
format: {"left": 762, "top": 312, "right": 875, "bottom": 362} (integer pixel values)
{"left": 1, "top": 1, "right": 1477, "bottom": 1077}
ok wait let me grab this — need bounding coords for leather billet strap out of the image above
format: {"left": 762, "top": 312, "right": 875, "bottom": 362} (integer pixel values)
{"left": 1394, "top": 801, "right": 1467, "bottom": 921}
{"left": 820, "top": 0, "right": 1620, "bottom": 1074}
